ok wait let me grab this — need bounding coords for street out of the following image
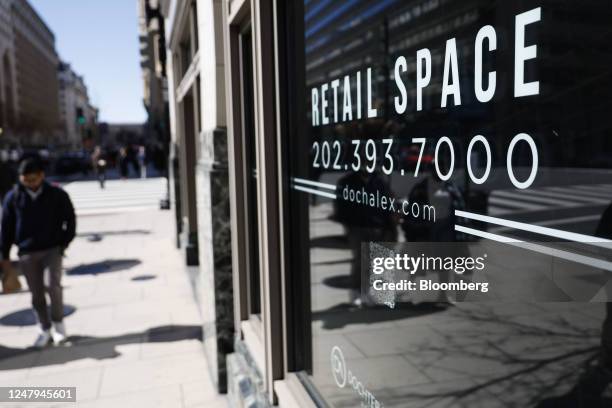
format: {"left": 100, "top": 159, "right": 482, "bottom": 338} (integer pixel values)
{"left": 0, "top": 178, "right": 226, "bottom": 408}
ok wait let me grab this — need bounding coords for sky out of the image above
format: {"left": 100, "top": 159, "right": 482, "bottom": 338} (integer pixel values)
{"left": 30, "top": 0, "right": 146, "bottom": 124}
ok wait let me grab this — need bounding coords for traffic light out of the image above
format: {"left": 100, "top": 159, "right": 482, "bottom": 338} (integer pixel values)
{"left": 76, "top": 107, "right": 85, "bottom": 124}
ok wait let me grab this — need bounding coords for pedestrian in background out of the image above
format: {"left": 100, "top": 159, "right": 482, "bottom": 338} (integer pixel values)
{"left": 0, "top": 159, "right": 76, "bottom": 347}
{"left": 91, "top": 146, "right": 107, "bottom": 189}
{"left": 118, "top": 147, "right": 129, "bottom": 179}
{"left": 138, "top": 145, "right": 146, "bottom": 179}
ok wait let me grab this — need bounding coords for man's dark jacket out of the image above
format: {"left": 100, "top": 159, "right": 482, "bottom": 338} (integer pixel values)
{"left": 1, "top": 182, "right": 76, "bottom": 259}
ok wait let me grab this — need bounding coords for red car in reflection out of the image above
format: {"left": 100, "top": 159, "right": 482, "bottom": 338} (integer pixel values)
{"left": 398, "top": 144, "right": 434, "bottom": 171}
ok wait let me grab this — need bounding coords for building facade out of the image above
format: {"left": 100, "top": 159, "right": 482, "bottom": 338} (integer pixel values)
{"left": 58, "top": 61, "right": 98, "bottom": 149}
{"left": 0, "top": 0, "right": 18, "bottom": 144}
{"left": 10, "top": 0, "right": 61, "bottom": 146}
{"left": 0, "top": 0, "right": 94, "bottom": 149}
{"left": 139, "top": 0, "right": 169, "bottom": 143}
{"left": 97, "top": 122, "right": 143, "bottom": 149}
{"left": 161, "top": 1, "right": 612, "bottom": 407}
{"left": 139, "top": 0, "right": 171, "bottom": 201}
{"left": 160, "top": 0, "right": 235, "bottom": 396}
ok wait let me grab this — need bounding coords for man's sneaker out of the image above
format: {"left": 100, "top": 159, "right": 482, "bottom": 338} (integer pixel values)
{"left": 51, "top": 322, "right": 67, "bottom": 344}
{"left": 33, "top": 330, "right": 52, "bottom": 348}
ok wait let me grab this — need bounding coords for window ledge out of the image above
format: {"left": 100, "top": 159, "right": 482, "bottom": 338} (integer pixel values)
{"left": 274, "top": 373, "right": 317, "bottom": 408}
{"left": 241, "top": 319, "right": 266, "bottom": 375}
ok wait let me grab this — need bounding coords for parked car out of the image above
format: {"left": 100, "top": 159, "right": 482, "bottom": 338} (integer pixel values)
{"left": 397, "top": 143, "right": 434, "bottom": 172}
{"left": 54, "top": 152, "right": 92, "bottom": 175}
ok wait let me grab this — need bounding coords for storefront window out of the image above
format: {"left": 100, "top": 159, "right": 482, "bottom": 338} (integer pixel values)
{"left": 286, "top": 1, "right": 612, "bottom": 406}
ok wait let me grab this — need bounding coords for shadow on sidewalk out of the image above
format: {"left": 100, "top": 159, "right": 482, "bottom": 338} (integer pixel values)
{"left": 131, "top": 274, "right": 157, "bottom": 281}
{"left": 76, "top": 230, "right": 151, "bottom": 241}
{"left": 322, "top": 274, "right": 355, "bottom": 289}
{"left": 310, "top": 234, "right": 350, "bottom": 250}
{"left": 312, "top": 302, "right": 448, "bottom": 329}
{"left": 66, "top": 259, "right": 141, "bottom": 275}
{"left": 0, "top": 305, "right": 76, "bottom": 326}
{"left": 0, "top": 325, "right": 202, "bottom": 370}
{"left": 534, "top": 363, "right": 612, "bottom": 408}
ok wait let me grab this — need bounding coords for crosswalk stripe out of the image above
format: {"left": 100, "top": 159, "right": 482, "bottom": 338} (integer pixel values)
{"left": 63, "top": 185, "right": 164, "bottom": 192}
{"left": 63, "top": 189, "right": 164, "bottom": 195}
{"left": 72, "top": 196, "right": 162, "bottom": 205}
{"left": 76, "top": 206, "right": 158, "bottom": 216}
{"left": 62, "top": 178, "right": 167, "bottom": 214}
{"left": 516, "top": 189, "right": 610, "bottom": 205}
{"left": 67, "top": 188, "right": 164, "bottom": 194}
{"left": 70, "top": 194, "right": 164, "bottom": 203}
{"left": 546, "top": 186, "right": 612, "bottom": 200}
{"left": 492, "top": 190, "right": 576, "bottom": 207}
{"left": 490, "top": 214, "right": 602, "bottom": 234}
{"left": 573, "top": 184, "right": 612, "bottom": 192}
{"left": 483, "top": 184, "right": 612, "bottom": 217}
{"left": 75, "top": 200, "right": 159, "bottom": 208}
{"left": 489, "top": 206, "right": 513, "bottom": 216}
{"left": 488, "top": 196, "right": 547, "bottom": 211}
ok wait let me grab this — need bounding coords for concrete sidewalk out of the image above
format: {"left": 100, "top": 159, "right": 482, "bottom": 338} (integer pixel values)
{"left": 0, "top": 208, "right": 227, "bottom": 408}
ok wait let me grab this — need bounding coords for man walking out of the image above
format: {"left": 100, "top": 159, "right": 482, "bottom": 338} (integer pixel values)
{"left": 0, "top": 159, "right": 76, "bottom": 348}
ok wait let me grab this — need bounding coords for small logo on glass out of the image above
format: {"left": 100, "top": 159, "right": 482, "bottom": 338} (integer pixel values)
{"left": 330, "top": 346, "right": 347, "bottom": 388}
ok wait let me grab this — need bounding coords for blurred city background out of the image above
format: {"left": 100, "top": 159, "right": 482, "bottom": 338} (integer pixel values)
{"left": 0, "top": 0, "right": 169, "bottom": 187}
{"left": 0, "top": 1, "right": 227, "bottom": 407}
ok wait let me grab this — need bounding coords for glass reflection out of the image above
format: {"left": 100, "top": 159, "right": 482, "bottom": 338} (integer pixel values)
{"left": 295, "top": 0, "right": 612, "bottom": 406}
